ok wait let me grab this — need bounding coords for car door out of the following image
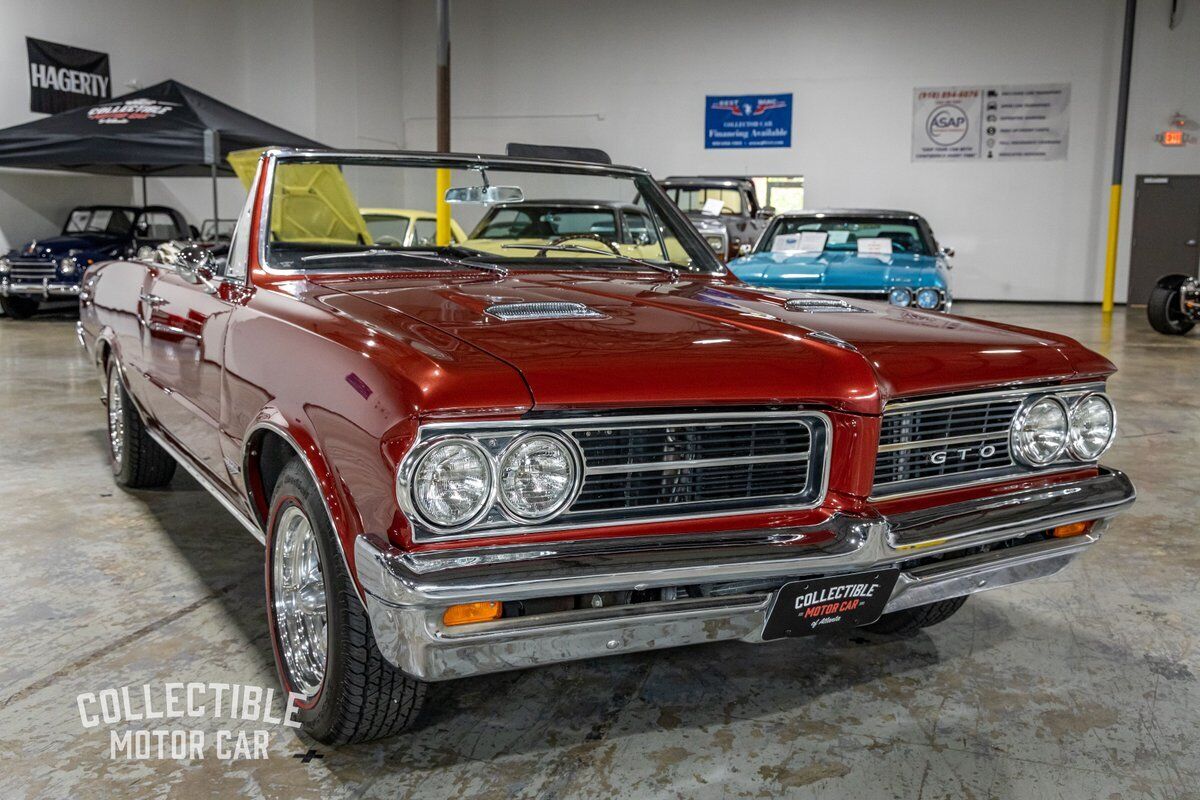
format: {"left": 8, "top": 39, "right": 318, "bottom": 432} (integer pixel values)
{"left": 139, "top": 263, "right": 235, "bottom": 479}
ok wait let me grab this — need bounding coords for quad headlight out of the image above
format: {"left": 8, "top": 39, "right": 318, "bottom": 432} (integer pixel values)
{"left": 888, "top": 287, "right": 913, "bottom": 307}
{"left": 498, "top": 433, "right": 579, "bottom": 522}
{"left": 1067, "top": 393, "right": 1116, "bottom": 460}
{"left": 400, "top": 430, "right": 582, "bottom": 533}
{"left": 1011, "top": 392, "right": 1117, "bottom": 467}
{"left": 1011, "top": 395, "right": 1070, "bottom": 466}
{"left": 407, "top": 437, "right": 493, "bottom": 530}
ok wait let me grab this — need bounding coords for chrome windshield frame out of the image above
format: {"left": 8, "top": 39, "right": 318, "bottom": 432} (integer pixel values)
{"left": 255, "top": 148, "right": 726, "bottom": 277}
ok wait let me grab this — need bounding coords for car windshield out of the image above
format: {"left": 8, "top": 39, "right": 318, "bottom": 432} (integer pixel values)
{"left": 666, "top": 187, "right": 744, "bottom": 216}
{"left": 64, "top": 208, "right": 134, "bottom": 236}
{"left": 761, "top": 216, "right": 931, "bottom": 256}
{"left": 264, "top": 157, "right": 720, "bottom": 274}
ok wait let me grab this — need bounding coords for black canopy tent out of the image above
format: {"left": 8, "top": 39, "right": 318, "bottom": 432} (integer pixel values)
{"left": 0, "top": 79, "right": 323, "bottom": 230}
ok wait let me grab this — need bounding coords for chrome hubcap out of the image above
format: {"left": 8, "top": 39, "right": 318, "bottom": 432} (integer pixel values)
{"left": 107, "top": 370, "right": 124, "bottom": 466}
{"left": 272, "top": 506, "right": 328, "bottom": 697}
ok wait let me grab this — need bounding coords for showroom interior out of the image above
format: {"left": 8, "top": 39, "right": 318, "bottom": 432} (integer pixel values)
{"left": 0, "top": 0, "right": 1198, "bottom": 797}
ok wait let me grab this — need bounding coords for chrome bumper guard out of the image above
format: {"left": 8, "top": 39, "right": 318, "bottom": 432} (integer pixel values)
{"left": 355, "top": 468, "right": 1134, "bottom": 681}
{"left": 0, "top": 277, "right": 81, "bottom": 299}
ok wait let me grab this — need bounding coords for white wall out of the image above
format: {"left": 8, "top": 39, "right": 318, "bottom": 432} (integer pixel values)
{"left": 1, "top": 0, "right": 1196, "bottom": 302}
{"left": 395, "top": 0, "right": 1200, "bottom": 303}
{"left": 0, "top": 0, "right": 406, "bottom": 251}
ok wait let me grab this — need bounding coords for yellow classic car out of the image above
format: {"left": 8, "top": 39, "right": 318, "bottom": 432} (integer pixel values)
{"left": 361, "top": 208, "right": 466, "bottom": 247}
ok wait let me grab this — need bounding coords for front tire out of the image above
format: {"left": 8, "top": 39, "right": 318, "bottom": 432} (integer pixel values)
{"left": 106, "top": 364, "right": 176, "bottom": 488}
{"left": 266, "top": 459, "right": 427, "bottom": 744}
{"left": 1, "top": 296, "right": 39, "bottom": 319}
{"left": 863, "top": 596, "right": 968, "bottom": 636}
{"left": 1147, "top": 285, "right": 1196, "bottom": 335}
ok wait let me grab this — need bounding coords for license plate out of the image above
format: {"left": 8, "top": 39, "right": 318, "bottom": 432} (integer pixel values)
{"left": 762, "top": 569, "right": 900, "bottom": 640}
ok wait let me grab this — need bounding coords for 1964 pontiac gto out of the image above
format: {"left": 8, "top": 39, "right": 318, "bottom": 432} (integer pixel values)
{"left": 77, "top": 148, "right": 1134, "bottom": 744}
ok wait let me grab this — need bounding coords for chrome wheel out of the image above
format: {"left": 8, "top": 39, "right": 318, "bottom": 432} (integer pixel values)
{"left": 107, "top": 369, "right": 125, "bottom": 466}
{"left": 272, "top": 505, "right": 329, "bottom": 697}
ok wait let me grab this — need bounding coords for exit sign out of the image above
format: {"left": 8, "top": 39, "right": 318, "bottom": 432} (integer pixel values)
{"left": 1156, "top": 129, "right": 1194, "bottom": 147}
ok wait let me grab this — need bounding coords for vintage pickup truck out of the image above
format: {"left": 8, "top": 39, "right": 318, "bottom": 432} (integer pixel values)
{"left": 78, "top": 148, "right": 1134, "bottom": 744}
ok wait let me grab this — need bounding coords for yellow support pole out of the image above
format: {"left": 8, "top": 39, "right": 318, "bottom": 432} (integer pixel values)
{"left": 1102, "top": 183, "right": 1121, "bottom": 312}
{"left": 436, "top": 168, "right": 451, "bottom": 246}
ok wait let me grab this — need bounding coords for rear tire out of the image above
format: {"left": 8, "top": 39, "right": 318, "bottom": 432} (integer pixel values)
{"left": 266, "top": 459, "right": 427, "bottom": 744}
{"left": 862, "top": 596, "right": 968, "bottom": 636}
{"left": 1, "top": 296, "right": 39, "bottom": 319}
{"left": 1147, "top": 285, "right": 1196, "bottom": 335}
{"left": 106, "top": 364, "right": 176, "bottom": 488}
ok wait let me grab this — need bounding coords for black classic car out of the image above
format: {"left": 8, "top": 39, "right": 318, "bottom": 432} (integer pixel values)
{"left": 0, "top": 204, "right": 191, "bottom": 318}
{"left": 660, "top": 176, "right": 774, "bottom": 261}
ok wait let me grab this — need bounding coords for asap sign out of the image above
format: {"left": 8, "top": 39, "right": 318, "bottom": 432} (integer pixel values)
{"left": 926, "top": 104, "right": 970, "bottom": 146}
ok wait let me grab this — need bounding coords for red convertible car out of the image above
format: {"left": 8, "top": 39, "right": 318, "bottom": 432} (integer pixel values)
{"left": 78, "top": 149, "right": 1135, "bottom": 744}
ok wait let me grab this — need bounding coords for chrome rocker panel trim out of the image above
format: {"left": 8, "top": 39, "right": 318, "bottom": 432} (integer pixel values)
{"left": 355, "top": 468, "right": 1134, "bottom": 681}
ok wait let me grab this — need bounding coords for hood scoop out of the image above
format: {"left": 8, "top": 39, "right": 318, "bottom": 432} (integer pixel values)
{"left": 485, "top": 301, "right": 605, "bottom": 321}
{"left": 784, "top": 297, "right": 869, "bottom": 314}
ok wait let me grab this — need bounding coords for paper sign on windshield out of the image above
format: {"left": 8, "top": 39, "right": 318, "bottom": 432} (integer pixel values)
{"left": 772, "top": 231, "right": 827, "bottom": 253}
{"left": 857, "top": 237, "right": 893, "bottom": 256}
{"left": 701, "top": 198, "right": 725, "bottom": 216}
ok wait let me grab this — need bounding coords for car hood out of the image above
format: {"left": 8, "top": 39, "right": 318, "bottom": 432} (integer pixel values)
{"left": 310, "top": 272, "right": 1111, "bottom": 415}
{"left": 730, "top": 251, "right": 941, "bottom": 289}
{"left": 10, "top": 234, "right": 122, "bottom": 260}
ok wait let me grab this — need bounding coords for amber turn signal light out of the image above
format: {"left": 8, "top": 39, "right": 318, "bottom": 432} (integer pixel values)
{"left": 443, "top": 601, "right": 503, "bottom": 626}
{"left": 1052, "top": 521, "right": 1092, "bottom": 539}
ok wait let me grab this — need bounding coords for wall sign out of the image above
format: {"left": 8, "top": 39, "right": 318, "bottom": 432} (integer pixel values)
{"left": 705, "top": 93, "right": 792, "bottom": 149}
{"left": 26, "top": 37, "right": 111, "bottom": 114}
{"left": 912, "top": 83, "right": 1070, "bottom": 162}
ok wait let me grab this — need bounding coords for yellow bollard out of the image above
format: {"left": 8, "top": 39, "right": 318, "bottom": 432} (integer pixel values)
{"left": 436, "top": 168, "right": 451, "bottom": 246}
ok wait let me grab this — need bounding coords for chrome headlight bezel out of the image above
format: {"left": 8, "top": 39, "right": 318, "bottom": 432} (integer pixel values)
{"left": 59, "top": 256, "right": 79, "bottom": 276}
{"left": 1067, "top": 392, "right": 1116, "bottom": 461}
{"left": 1010, "top": 394, "right": 1071, "bottom": 467}
{"left": 888, "top": 287, "right": 913, "bottom": 307}
{"left": 398, "top": 435, "right": 496, "bottom": 533}
{"left": 496, "top": 431, "right": 583, "bottom": 524}
{"left": 0, "top": 257, "right": 10, "bottom": 276}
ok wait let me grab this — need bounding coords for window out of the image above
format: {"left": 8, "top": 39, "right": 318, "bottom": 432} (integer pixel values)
{"left": 362, "top": 215, "right": 411, "bottom": 244}
{"left": 136, "top": 211, "right": 183, "bottom": 240}
{"left": 411, "top": 219, "right": 439, "bottom": 246}
{"left": 472, "top": 207, "right": 619, "bottom": 240}
{"left": 669, "top": 188, "right": 744, "bottom": 215}
{"left": 63, "top": 208, "right": 134, "bottom": 236}
{"left": 622, "top": 211, "right": 659, "bottom": 246}
{"left": 762, "top": 217, "right": 931, "bottom": 256}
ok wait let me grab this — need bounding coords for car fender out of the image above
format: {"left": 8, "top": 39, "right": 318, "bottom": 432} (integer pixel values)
{"left": 1155, "top": 273, "right": 1196, "bottom": 291}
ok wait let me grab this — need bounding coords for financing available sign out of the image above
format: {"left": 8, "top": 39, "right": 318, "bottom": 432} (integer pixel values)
{"left": 26, "top": 37, "right": 111, "bottom": 114}
{"left": 705, "top": 93, "right": 792, "bottom": 149}
{"left": 912, "top": 83, "right": 1070, "bottom": 162}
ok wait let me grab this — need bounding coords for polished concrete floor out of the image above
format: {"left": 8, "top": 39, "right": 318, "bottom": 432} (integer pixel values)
{"left": 0, "top": 302, "right": 1197, "bottom": 800}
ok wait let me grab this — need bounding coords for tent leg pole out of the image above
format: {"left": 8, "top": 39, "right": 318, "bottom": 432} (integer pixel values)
{"left": 141, "top": 174, "right": 148, "bottom": 206}
{"left": 211, "top": 160, "right": 218, "bottom": 242}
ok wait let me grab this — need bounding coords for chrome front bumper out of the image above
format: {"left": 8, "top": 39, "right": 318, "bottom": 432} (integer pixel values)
{"left": 1, "top": 277, "right": 81, "bottom": 298}
{"left": 355, "top": 468, "right": 1135, "bottom": 681}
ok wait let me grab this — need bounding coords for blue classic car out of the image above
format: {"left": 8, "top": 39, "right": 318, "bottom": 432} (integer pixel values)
{"left": 0, "top": 204, "right": 191, "bottom": 318}
{"left": 728, "top": 209, "right": 954, "bottom": 311}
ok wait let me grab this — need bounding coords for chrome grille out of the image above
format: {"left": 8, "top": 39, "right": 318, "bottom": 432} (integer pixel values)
{"left": 406, "top": 411, "right": 828, "bottom": 541}
{"left": 6, "top": 259, "right": 55, "bottom": 280}
{"left": 872, "top": 385, "right": 1103, "bottom": 497}
{"left": 568, "top": 419, "right": 817, "bottom": 515}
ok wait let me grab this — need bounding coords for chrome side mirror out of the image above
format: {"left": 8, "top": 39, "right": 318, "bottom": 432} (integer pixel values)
{"left": 939, "top": 245, "right": 955, "bottom": 258}
{"left": 738, "top": 243, "right": 753, "bottom": 256}
{"left": 168, "top": 241, "right": 220, "bottom": 293}
{"left": 758, "top": 206, "right": 776, "bottom": 220}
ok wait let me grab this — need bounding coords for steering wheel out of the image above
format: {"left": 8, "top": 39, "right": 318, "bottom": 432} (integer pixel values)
{"left": 541, "top": 233, "right": 621, "bottom": 257}
{"left": 373, "top": 235, "right": 403, "bottom": 246}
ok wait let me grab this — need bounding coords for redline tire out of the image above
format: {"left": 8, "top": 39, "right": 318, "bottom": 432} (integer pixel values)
{"left": 265, "top": 459, "right": 427, "bottom": 744}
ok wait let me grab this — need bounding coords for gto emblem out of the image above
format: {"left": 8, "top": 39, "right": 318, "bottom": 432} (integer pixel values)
{"left": 930, "top": 444, "right": 996, "bottom": 464}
